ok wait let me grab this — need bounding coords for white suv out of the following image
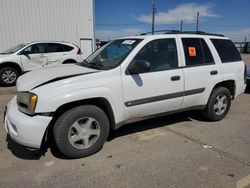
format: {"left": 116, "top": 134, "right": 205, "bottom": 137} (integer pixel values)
{"left": 0, "top": 41, "right": 82, "bottom": 86}
{"left": 4, "top": 31, "right": 247, "bottom": 158}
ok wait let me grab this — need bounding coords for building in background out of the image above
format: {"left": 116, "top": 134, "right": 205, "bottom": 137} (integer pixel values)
{"left": 0, "top": 0, "right": 95, "bottom": 59}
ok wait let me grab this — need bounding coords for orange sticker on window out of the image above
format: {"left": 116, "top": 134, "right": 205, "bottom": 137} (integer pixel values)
{"left": 188, "top": 47, "right": 196, "bottom": 57}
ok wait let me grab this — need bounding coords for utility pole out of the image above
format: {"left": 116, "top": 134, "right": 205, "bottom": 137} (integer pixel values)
{"left": 152, "top": 0, "right": 156, "bottom": 34}
{"left": 244, "top": 36, "right": 247, "bottom": 43}
{"left": 196, "top": 11, "right": 199, "bottom": 32}
{"left": 180, "top": 20, "right": 183, "bottom": 32}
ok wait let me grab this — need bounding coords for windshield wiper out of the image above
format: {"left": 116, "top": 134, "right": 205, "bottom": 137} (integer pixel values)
{"left": 79, "top": 60, "right": 102, "bottom": 70}
{"left": 79, "top": 60, "right": 113, "bottom": 70}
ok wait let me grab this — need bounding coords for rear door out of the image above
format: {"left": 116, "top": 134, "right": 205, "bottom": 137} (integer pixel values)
{"left": 180, "top": 37, "right": 223, "bottom": 109}
{"left": 122, "top": 38, "right": 184, "bottom": 120}
{"left": 45, "top": 43, "right": 66, "bottom": 66}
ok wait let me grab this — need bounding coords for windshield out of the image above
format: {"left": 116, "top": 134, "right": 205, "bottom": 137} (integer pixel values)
{"left": 79, "top": 39, "right": 142, "bottom": 70}
{"left": 1, "top": 43, "right": 28, "bottom": 54}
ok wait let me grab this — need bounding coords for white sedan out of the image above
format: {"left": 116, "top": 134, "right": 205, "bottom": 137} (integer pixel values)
{"left": 0, "top": 41, "right": 83, "bottom": 86}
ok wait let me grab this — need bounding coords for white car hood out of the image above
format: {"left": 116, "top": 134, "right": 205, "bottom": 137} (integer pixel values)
{"left": 16, "top": 64, "right": 98, "bottom": 91}
{"left": 0, "top": 54, "right": 14, "bottom": 61}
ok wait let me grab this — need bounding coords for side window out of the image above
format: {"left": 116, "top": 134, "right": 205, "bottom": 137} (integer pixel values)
{"left": 63, "top": 44, "right": 74, "bottom": 52}
{"left": 182, "top": 38, "right": 214, "bottom": 66}
{"left": 211, "top": 39, "right": 242, "bottom": 63}
{"left": 23, "top": 43, "right": 47, "bottom": 54}
{"left": 201, "top": 39, "right": 214, "bottom": 64}
{"left": 134, "top": 38, "right": 178, "bottom": 72}
{"left": 47, "top": 43, "right": 64, "bottom": 53}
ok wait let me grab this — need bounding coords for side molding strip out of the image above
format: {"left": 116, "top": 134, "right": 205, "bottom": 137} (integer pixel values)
{"left": 125, "top": 88, "right": 205, "bottom": 107}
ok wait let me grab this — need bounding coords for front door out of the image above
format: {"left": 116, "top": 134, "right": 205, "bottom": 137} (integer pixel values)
{"left": 122, "top": 38, "right": 184, "bottom": 120}
{"left": 20, "top": 43, "right": 47, "bottom": 71}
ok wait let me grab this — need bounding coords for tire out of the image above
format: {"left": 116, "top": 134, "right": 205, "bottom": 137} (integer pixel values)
{"left": 53, "top": 105, "right": 110, "bottom": 158}
{"left": 202, "top": 87, "right": 231, "bottom": 121}
{"left": 0, "top": 67, "right": 19, "bottom": 86}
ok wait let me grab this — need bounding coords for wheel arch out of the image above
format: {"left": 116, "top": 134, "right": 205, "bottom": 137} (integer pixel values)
{"left": 62, "top": 59, "right": 77, "bottom": 64}
{"left": 0, "top": 62, "right": 23, "bottom": 74}
{"left": 212, "top": 80, "right": 236, "bottom": 99}
{"left": 41, "top": 97, "right": 116, "bottom": 149}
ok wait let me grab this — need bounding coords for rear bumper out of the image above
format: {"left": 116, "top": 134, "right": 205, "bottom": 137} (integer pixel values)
{"left": 235, "top": 80, "right": 247, "bottom": 97}
{"left": 4, "top": 97, "right": 52, "bottom": 149}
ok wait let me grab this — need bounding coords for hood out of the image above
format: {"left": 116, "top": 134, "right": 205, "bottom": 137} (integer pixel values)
{"left": 16, "top": 64, "right": 98, "bottom": 91}
{"left": 0, "top": 54, "right": 14, "bottom": 61}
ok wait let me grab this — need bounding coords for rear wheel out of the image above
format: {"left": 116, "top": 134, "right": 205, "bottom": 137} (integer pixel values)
{"left": 203, "top": 87, "right": 231, "bottom": 121}
{"left": 53, "top": 105, "right": 110, "bottom": 158}
{"left": 0, "top": 67, "right": 19, "bottom": 86}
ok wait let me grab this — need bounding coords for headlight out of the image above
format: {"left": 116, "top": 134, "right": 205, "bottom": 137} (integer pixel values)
{"left": 17, "top": 92, "right": 38, "bottom": 115}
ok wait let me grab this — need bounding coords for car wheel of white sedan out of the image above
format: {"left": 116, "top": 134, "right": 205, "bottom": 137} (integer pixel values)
{"left": 0, "top": 67, "right": 19, "bottom": 86}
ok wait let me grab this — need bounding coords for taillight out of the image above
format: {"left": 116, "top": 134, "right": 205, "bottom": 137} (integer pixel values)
{"left": 77, "top": 47, "right": 82, "bottom": 55}
{"left": 244, "top": 64, "right": 247, "bottom": 84}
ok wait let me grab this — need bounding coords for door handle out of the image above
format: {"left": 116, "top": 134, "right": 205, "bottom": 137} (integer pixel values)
{"left": 40, "top": 55, "right": 46, "bottom": 58}
{"left": 171, "top": 76, "right": 181, "bottom": 81}
{"left": 210, "top": 70, "right": 218, "bottom": 75}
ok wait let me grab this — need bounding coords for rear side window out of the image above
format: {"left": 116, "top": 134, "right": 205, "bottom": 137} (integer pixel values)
{"left": 211, "top": 39, "right": 242, "bottom": 63}
{"left": 63, "top": 45, "right": 74, "bottom": 52}
{"left": 47, "top": 43, "right": 64, "bottom": 53}
{"left": 182, "top": 38, "right": 214, "bottom": 66}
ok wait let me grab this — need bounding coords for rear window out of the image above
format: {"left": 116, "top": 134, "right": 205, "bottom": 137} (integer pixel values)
{"left": 211, "top": 39, "right": 242, "bottom": 63}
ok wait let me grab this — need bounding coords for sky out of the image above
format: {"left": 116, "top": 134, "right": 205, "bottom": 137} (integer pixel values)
{"left": 95, "top": 0, "right": 250, "bottom": 42}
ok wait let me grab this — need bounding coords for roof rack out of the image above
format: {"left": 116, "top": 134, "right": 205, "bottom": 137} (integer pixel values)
{"left": 140, "top": 30, "right": 179, "bottom": 35}
{"left": 140, "top": 30, "right": 224, "bottom": 37}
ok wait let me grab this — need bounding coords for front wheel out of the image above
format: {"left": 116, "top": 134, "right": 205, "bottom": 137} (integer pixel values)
{"left": 53, "top": 105, "right": 110, "bottom": 158}
{"left": 203, "top": 87, "right": 231, "bottom": 121}
{"left": 0, "top": 67, "right": 19, "bottom": 86}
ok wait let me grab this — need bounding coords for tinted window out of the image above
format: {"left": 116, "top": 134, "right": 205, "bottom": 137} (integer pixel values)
{"left": 211, "top": 39, "right": 241, "bottom": 63}
{"left": 23, "top": 43, "right": 47, "bottom": 54}
{"left": 182, "top": 38, "right": 214, "bottom": 66}
{"left": 63, "top": 45, "right": 74, "bottom": 52}
{"left": 47, "top": 43, "right": 64, "bottom": 53}
{"left": 134, "top": 39, "right": 178, "bottom": 72}
{"left": 201, "top": 39, "right": 214, "bottom": 64}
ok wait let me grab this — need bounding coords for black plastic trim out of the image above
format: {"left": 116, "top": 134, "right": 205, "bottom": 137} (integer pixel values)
{"left": 125, "top": 88, "right": 205, "bottom": 107}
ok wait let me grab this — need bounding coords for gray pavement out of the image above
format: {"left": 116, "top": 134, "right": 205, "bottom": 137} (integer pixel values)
{"left": 0, "top": 90, "right": 250, "bottom": 188}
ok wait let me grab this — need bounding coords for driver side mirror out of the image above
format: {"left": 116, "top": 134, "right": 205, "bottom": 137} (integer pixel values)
{"left": 128, "top": 60, "right": 151, "bottom": 75}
